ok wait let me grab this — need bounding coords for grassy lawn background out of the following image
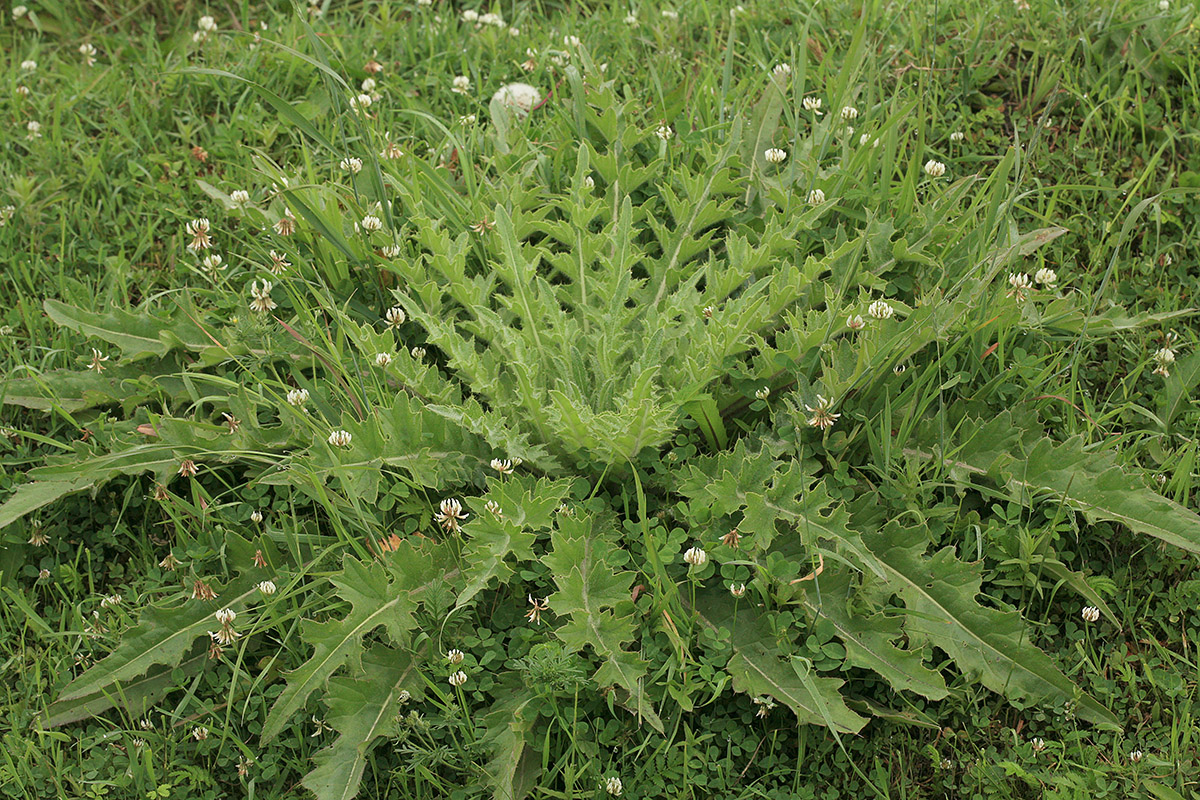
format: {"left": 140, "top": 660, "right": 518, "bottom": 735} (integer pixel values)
{"left": 2, "top": 0, "right": 1199, "bottom": 798}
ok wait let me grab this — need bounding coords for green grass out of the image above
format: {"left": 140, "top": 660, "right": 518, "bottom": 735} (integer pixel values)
{"left": 2, "top": 0, "right": 1199, "bottom": 798}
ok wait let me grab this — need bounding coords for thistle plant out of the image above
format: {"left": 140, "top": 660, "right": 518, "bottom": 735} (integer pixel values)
{"left": 5, "top": 25, "right": 1200, "bottom": 800}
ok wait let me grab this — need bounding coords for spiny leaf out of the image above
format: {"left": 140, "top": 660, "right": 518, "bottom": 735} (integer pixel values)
{"left": 795, "top": 571, "right": 948, "bottom": 700}
{"left": 55, "top": 533, "right": 269, "bottom": 704}
{"left": 862, "top": 522, "right": 1118, "bottom": 729}
{"left": 544, "top": 514, "right": 658, "bottom": 728}
{"left": 480, "top": 686, "right": 542, "bottom": 800}
{"left": 44, "top": 298, "right": 213, "bottom": 360}
{"left": 694, "top": 591, "right": 866, "bottom": 733}
{"left": 457, "top": 476, "right": 570, "bottom": 610}
{"left": 960, "top": 412, "right": 1200, "bottom": 554}
{"left": 302, "top": 646, "right": 424, "bottom": 800}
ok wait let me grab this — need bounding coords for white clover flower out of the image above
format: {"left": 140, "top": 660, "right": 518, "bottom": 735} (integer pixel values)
{"left": 247, "top": 280, "right": 275, "bottom": 313}
{"left": 411, "top": 346, "right": 426, "bottom": 359}
{"left": 340, "top": 157, "right": 363, "bottom": 174}
{"left": 360, "top": 214, "right": 383, "bottom": 232}
{"left": 385, "top": 306, "right": 406, "bottom": 328}
{"left": 459, "top": 113, "right": 477, "bottom": 125}
{"left": 361, "top": 77, "right": 377, "bottom": 92}
{"left": 479, "top": 11, "right": 505, "bottom": 27}
{"left": 1031, "top": 738, "right": 1046, "bottom": 753}
{"left": 806, "top": 188, "right": 825, "bottom": 205}
{"left": 950, "top": 131, "right": 965, "bottom": 142}
{"left": 79, "top": 43, "right": 97, "bottom": 65}
{"left": 449, "top": 670, "right": 468, "bottom": 687}
{"left": 754, "top": 386, "right": 770, "bottom": 401}
{"left": 1130, "top": 749, "right": 1144, "bottom": 763}
{"left": 772, "top": 63, "right": 792, "bottom": 78}
{"left": 451, "top": 75, "right": 471, "bottom": 94}
{"left": 655, "top": 123, "right": 673, "bottom": 141}
{"left": 1081, "top": 606, "right": 1099, "bottom": 623}
{"left": 804, "top": 395, "right": 842, "bottom": 430}
{"left": 267, "top": 250, "right": 290, "bottom": 275}
{"left": 840, "top": 105, "right": 859, "bottom": 121}
{"left": 13, "top": 5, "right": 28, "bottom": 18}
{"left": 215, "top": 607, "right": 236, "bottom": 625}
{"left": 1158, "top": 0, "right": 1169, "bottom": 8}
{"left": 20, "top": 60, "right": 37, "bottom": 72}
{"left": 286, "top": 387, "right": 309, "bottom": 406}
{"left": 661, "top": 8, "right": 678, "bottom": 18}
{"left": 374, "top": 352, "right": 393, "bottom": 368}
{"left": 1007, "top": 272, "right": 1034, "bottom": 301}
{"left": 328, "top": 429, "right": 352, "bottom": 447}
{"left": 730, "top": 583, "right": 746, "bottom": 598}
{"left": 461, "top": 9, "right": 478, "bottom": 21}
{"left": 350, "top": 93, "right": 373, "bottom": 112}
{"left": 250, "top": 510, "right": 263, "bottom": 524}
{"left": 249, "top": 280, "right": 276, "bottom": 313}
{"left": 846, "top": 314, "right": 865, "bottom": 330}
{"left": 860, "top": 132, "right": 880, "bottom": 147}
{"left": 26, "top": 120, "right": 42, "bottom": 140}
{"left": 201, "top": 253, "right": 224, "bottom": 273}
{"left": 1034, "top": 267, "right": 1058, "bottom": 289}
{"left": 624, "top": 12, "right": 638, "bottom": 24}
{"left": 563, "top": 34, "right": 581, "bottom": 47}
{"left": 15, "top": 85, "right": 30, "bottom": 98}
{"left": 198, "top": 15, "right": 218, "bottom": 32}
{"left": 100, "top": 594, "right": 122, "bottom": 609}
{"left": 764, "top": 147, "right": 787, "bottom": 164}
{"left": 490, "top": 458, "right": 514, "bottom": 474}
{"left": 436, "top": 498, "right": 468, "bottom": 531}
{"left": 605, "top": 777, "right": 623, "bottom": 796}
{"left": 229, "top": 189, "right": 250, "bottom": 207}
{"left": 491, "top": 82, "right": 542, "bottom": 117}
{"left": 447, "top": 648, "right": 465, "bottom": 664}
{"left": 802, "top": 97, "right": 823, "bottom": 115}
{"left": 485, "top": 500, "right": 503, "bottom": 517}
{"left": 753, "top": 696, "right": 776, "bottom": 717}
{"left": 924, "top": 159, "right": 946, "bottom": 177}
{"left": 274, "top": 209, "right": 297, "bottom": 236}
{"left": 683, "top": 546, "right": 707, "bottom": 567}
{"left": 1153, "top": 347, "right": 1176, "bottom": 377}
{"left": 0, "top": 205, "right": 15, "bottom": 226}
{"left": 192, "top": 726, "right": 209, "bottom": 741}
{"left": 868, "top": 299, "right": 894, "bottom": 319}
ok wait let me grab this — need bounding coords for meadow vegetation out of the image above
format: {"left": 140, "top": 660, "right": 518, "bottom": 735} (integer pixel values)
{"left": 2, "top": 0, "right": 1200, "bottom": 798}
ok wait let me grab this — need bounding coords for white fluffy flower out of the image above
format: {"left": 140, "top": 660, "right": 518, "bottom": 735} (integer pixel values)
{"left": 20, "top": 60, "right": 37, "bottom": 72}
{"left": 772, "top": 63, "right": 792, "bottom": 78}
{"left": 1081, "top": 606, "right": 1099, "bottom": 623}
{"left": 229, "top": 189, "right": 250, "bottom": 207}
{"left": 868, "top": 300, "right": 894, "bottom": 319}
{"left": 197, "top": 15, "right": 218, "bottom": 32}
{"left": 340, "top": 157, "right": 363, "bottom": 174}
{"left": 840, "top": 105, "right": 859, "bottom": 121}
{"left": 924, "top": 159, "right": 946, "bottom": 177}
{"left": 385, "top": 306, "right": 406, "bottom": 328}
{"left": 1034, "top": 267, "right": 1058, "bottom": 289}
{"left": 802, "top": 97, "right": 823, "bottom": 114}
{"left": 360, "top": 214, "right": 382, "bottom": 232}
{"left": 950, "top": 131, "right": 965, "bottom": 142}
{"left": 605, "top": 777, "right": 623, "bottom": 796}
{"left": 448, "top": 670, "right": 468, "bottom": 687}
{"left": 764, "top": 148, "right": 787, "bottom": 164}
{"left": 683, "top": 546, "right": 707, "bottom": 567}
{"left": 451, "top": 75, "right": 471, "bottom": 94}
{"left": 491, "top": 82, "right": 541, "bottom": 117}
{"left": 286, "top": 387, "right": 309, "bottom": 406}
{"left": 806, "top": 188, "right": 825, "bottom": 205}
{"left": 328, "top": 429, "right": 353, "bottom": 447}
{"left": 257, "top": 580, "right": 277, "bottom": 595}
{"left": 374, "top": 352, "right": 393, "bottom": 368}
